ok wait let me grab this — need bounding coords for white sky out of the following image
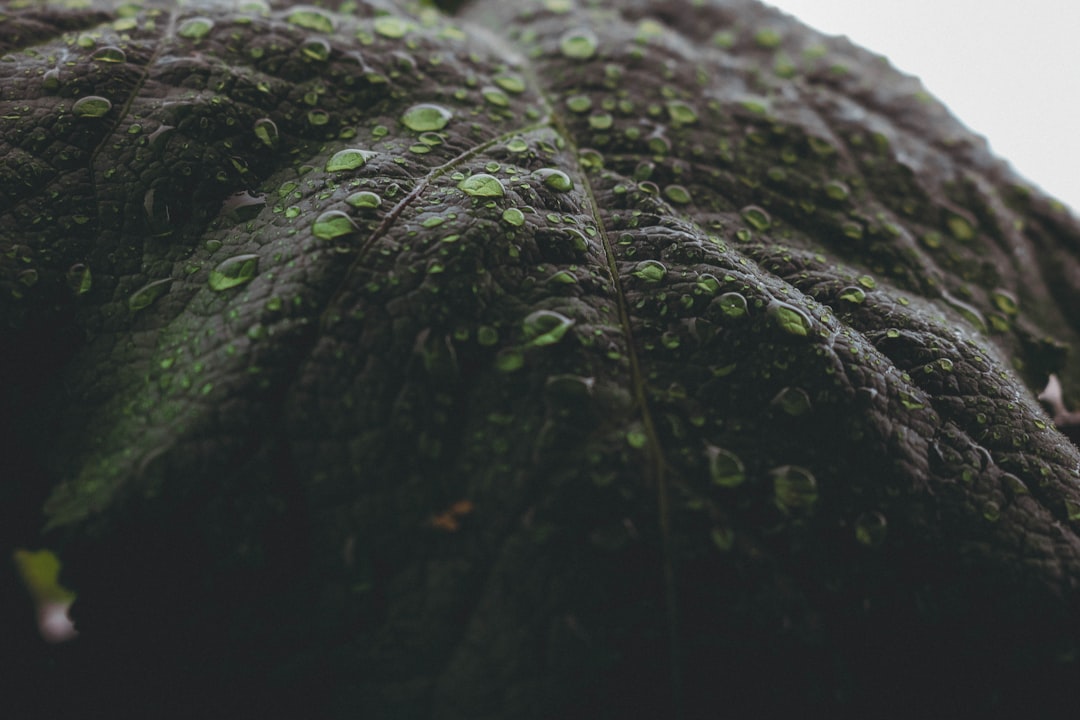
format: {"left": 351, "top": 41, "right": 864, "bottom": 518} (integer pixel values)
{"left": 765, "top": 0, "right": 1080, "bottom": 216}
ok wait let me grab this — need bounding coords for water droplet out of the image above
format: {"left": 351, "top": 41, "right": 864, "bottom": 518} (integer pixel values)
{"left": 494, "top": 74, "right": 526, "bottom": 94}
{"left": 496, "top": 348, "right": 524, "bottom": 372}
{"left": 560, "top": 28, "right": 599, "bottom": 60}
{"left": 72, "top": 96, "right": 112, "bottom": 118}
{"left": 312, "top": 210, "right": 359, "bottom": 239}
{"left": 288, "top": 6, "right": 334, "bottom": 32}
{"left": 253, "top": 118, "right": 279, "bottom": 149}
{"left": 754, "top": 27, "right": 782, "bottom": 48}
{"left": 326, "top": 148, "right": 375, "bottom": 172}
{"left": 482, "top": 86, "right": 510, "bottom": 107}
{"left": 717, "top": 292, "right": 747, "bottom": 319}
{"left": 566, "top": 94, "right": 592, "bottom": 113}
{"left": 458, "top": 173, "right": 505, "bottom": 197}
{"left": 523, "top": 309, "right": 575, "bottom": 347}
{"left": 947, "top": 213, "right": 976, "bottom": 241}
{"left": 208, "top": 254, "right": 259, "bottom": 291}
{"left": 401, "top": 103, "right": 453, "bottom": 132}
{"left": 476, "top": 326, "right": 499, "bottom": 346}
{"left": 838, "top": 286, "right": 866, "bottom": 304}
{"left": 824, "top": 180, "right": 850, "bottom": 201}
{"left": 346, "top": 191, "right": 381, "bottom": 209}
{"left": 696, "top": 275, "right": 721, "bottom": 295}
{"left": 771, "top": 386, "right": 811, "bottom": 416}
{"left": 536, "top": 168, "right": 573, "bottom": 192}
{"left": 91, "top": 46, "right": 126, "bottom": 63}
{"left": 177, "top": 16, "right": 214, "bottom": 39}
{"left": 663, "top": 184, "right": 691, "bottom": 205}
{"left": 710, "top": 527, "right": 735, "bottom": 551}
{"left": 42, "top": 67, "right": 61, "bottom": 90}
{"left": 632, "top": 260, "right": 666, "bottom": 282}
{"left": 665, "top": 100, "right": 698, "bottom": 124}
{"left": 741, "top": 205, "right": 771, "bottom": 231}
{"left": 66, "top": 263, "right": 92, "bottom": 295}
{"left": 768, "top": 301, "right": 812, "bottom": 337}
{"left": 991, "top": 289, "right": 1019, "bottom": 316}
{"left": 502, "top": 207, "right": 525, "bottom": 226}
{"left": 772, "top": 465, "right": 817, "bottom": 514}
{"left": 854, "top": 511, "right": 887, "bottom": 547}
{"left": 128, "top": 278, "right": 171, "bottom": 311}
{"left": 307, "top": 109, "right": 330, "bottom": 126}
{"left": 505, "top": 138, "right": 528, "bottom": 153}
{"left": 301, "top": 37, "right": 331, "bottom": 61}
{"left": 373, "top": 15, "right": 410, "bottom": 38}
{"left": 706, "top": 446, "right": 745, "bottom": 487}
{"left": 588, "top": 112, "right": 613, "bottom": 130}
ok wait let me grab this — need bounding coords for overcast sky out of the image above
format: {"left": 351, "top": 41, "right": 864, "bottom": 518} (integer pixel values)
{"left": 765, "top": 0, "right": 1080, "bottom": 216}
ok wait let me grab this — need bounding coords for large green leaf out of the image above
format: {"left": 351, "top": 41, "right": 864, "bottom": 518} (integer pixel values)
{"left": 5, "top": 0, "right": 1080, "bottom": 715}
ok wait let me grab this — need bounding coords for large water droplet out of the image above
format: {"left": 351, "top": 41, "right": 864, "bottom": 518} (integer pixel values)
{"left": 129, "top": 278, "right": 171, "bottom": 311}
{"left": 458, "top": 173, "right": 504, "bottom": 197}
{"left": 502, "top": 207, "right": 525, "bottom": 226}
{"left": 326, "top": 148, "right": 375, "bottom": 172}
{"left": 287, "top": 6, "right": 334, "bottom": 32}
{"left": 632, "top": 260, "right": 666, "bottom": 282}
{"left": 536, "top": 168, "right": 573, "bottom": 192}
{"left": 663, "top": 184, "right": 691, "bottom": 205}
{"left": 707, "top": 446, "right": 745, "bottom": 487}
{"left": 253, "top": 118, "right": 279, "bottom": 149}
{"left": 72, "top": 96, "right": 112, "bottom": 118}
{"left": 772, "top": 465, "right": 818, "bottom": 514}
{"left": 177, "top": 16, "right": 215, "bottom": 39}
{"left": 768, "top": 301, "right": 812, "bottom": 338}
{"left": 741, "top": 205, "right": 771, "bottom": 231}
{"left": 208, "top": 254, "right": 259, "bottom": 291}
{"left": 401, "top": 103, "right": 453, "bottom": 132}
{"left": 560, "top": 28, "right": 599, "bottom": 60}
{"left": 523, "top": 310, "right": 575, "bottom": 347}
{"left": 312, "top": 210, "right": 359, "bottom": 239}
{"left": 91, "top": 46, "right": 126, "bottom": 63}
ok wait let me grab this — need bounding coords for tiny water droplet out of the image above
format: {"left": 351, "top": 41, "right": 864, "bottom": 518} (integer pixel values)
{"left": 772, "top": 465, "right": 818, "bottom": 514}
{"left": 707, "top": 446, "right": 745, "bottom": 487}
{"left": 401, "top": 103, "right": 453, "bottom": 132}
{"left": 208, "top": 254, "right": 259, "bottom": 291}
{"left": 288, "top": 7, "right": 334, "bottom": 33}
{"left": 741, "top": 205, "right": 771, "bottom": 231}
{"left": 536, "top": 168, "right": 573, "bottom": 192}
{"left": 502, "top": 207, "right": 525, "bottom": 226}
{"left": 66, "top": 263, "right": 92, "bottom": 295}
{"left": 300, "top": 37, "right": 331, "bottom": 62}
{"left": 854, "top": 511, "right": 887, "bottom": 547}
{"left": 326, "top": 148, "right": 375, "bottom": 172}
{"left": 91, "top": 46, "right": 126, "bottom": 63}
{"left": 560, "top": 28, "right": 599, "bottom": 60}
{"left": 458, "top": 173, "right": 505, "bottom": 197}
{"left": 72, "top": 96, "right": 112, "bottom": 118}
{"left": 253, "top": 118, "right": 279, "bottom": 149}
{"left": 345, "top": 191, "right": 381, "bottom": 209}
{"left": 373, "top": 15, "right": 410, "bottom": 38}
{"left": 129, "top": 278, "right": 171, "bottom": 311}
{"left": 523, "top": 309, "right": 575, "bottom": 347}
{"left": 632, "top": 260, "right": 666, "bottom": 282}
{"left": 177, "top": 16, "right": 215, "bottom": 39}
{"left": 312, "top": 210, "right": 359, "bottom": 239}
{"left": 768, "top": 301, "right": 812, "bottom": 337}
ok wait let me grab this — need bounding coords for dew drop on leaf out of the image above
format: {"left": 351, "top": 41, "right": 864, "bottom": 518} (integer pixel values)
{"left": 771, "top": 386, "right": 811, "bottom": 416}
{"left": 177, "top": 16, "right": 215, "bottom": 39}
{"left": 72, "top": 96, "right": 112, "bottom": 118}
{"left": 768, "top": 301, "right": 813, "bottom": 337}
{"left": 312, "top": 210, "right": 359, "bottom": 239}
{"left": 707, "top": 446, "right": 745, "bottom": 487}
{"left": 128, "top": 278, "right": 171, "bottom": 311}
{"left": 66, "top": 263, "right": 92, "bottom": 296}
{"left": 663, "top": 184, "right": 691, "bottom": 204}
{"left": 632, "top": 260, "right": 666, "bottom": 282}
{"left": 560, "top": 28, "right": 599, "bottom": 60}
{"left": 346, "top": 191, "right": 381, "bottom": 209}
{"left": 536, "top": 169, "right": 574, "bottom": 192}
{"left": 401, "top": 103, "right": 453, "bottom": 132}
{"left": 458, "top": 173, "right": 505, "bottom": 197}
{"left": 717, "top": 292, "right": 748, "bottom": 319}
{"left": 838, "top": 286, "right": 866, "bottom": 304}
{"left": 208, "top": 254, "right": 259, "bottom": 291}
{"left": 253, "top": 118, "right": 279, "bottom": 149}
{"left": 326, "top": 148, "right": 375, "bottom": 172}
{"left": 502, "top": 207, "right": 525, "bottom": 226}
{"left": 665, "top": 100, "right": 698, "bottom": 124}
{"left": 854, "top": 511, "right": 887, "bottom": 547}
{"left": 91, "top": 46, "right": 126, "bottom": 63}
{"left": 373, "top": 16, "right": 410, "bottom": 39}
{"left": 301, "top": 37, "right": 331, "bottom": 62}
{"left": 741, "top": 205, "right": 771, "bottom": 231}
{"left": 287, "top": 6, "right": 334, "bottom": 32}
{"left": 523, "top": 310, "right": 575, "bottom": 347}
{"left": 772, "top": 465, "right": 818, "bottom": 514}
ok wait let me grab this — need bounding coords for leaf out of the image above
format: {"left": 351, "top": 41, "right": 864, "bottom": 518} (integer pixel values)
{"left": 4, "top": 0, "right": 1080, "bottom": 715}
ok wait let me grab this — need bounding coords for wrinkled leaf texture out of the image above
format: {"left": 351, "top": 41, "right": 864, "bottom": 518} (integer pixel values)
{"left": 4, "top": 0, "right": 1080, "bottom": 716}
